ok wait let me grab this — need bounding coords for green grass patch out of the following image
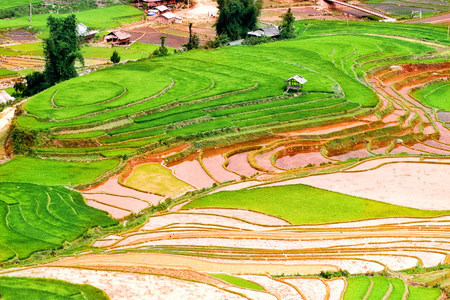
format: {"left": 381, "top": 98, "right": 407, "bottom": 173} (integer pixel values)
{"left": 0, "top": 157, "right": 119, "bottom": 186}
{"left": 0, "top": 5, "right": 143, "bottom": 31}
{"left": 183, "top": 184, "right": 450, "bottom": 225}
{"left": 412, "top": 81, "right": 450, "bottom": 111}
{"left": 388, "top": 278, "right": 406, "bottom": 300}
{"left": 367, "top": 276, "right": 390, "bottom": 300}
{"left": 123, "top": 162, "right": 193, "bottom": 197}
{"left": 208, "top": 273, "right": 265, "bottom": 291}
{"left": 344, "top": 276, "right": 372, "bottom": 300}
{"left": 0, "top": 0, "right": 43, "bottom": 10}
{"left": 0, "top": 69, "right": 17, "bottom": 78}
{"left": 408, "top": 285, "right": 442, "bottom": 300}
{"left": 0, "top": 276, "right": 108, "bottom": 299}
{"left": 0, "top": 182, "right": 117, "bottom": 261}
{"left": 53, "top": 81, "right": 124, "bottom": 107}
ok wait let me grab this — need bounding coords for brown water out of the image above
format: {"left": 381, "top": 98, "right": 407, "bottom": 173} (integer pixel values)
{"left": 168, "top": 155, "right": 216, "bottom": 189}
{"left": 227, "top": 152, "right": 260, "bottom": 177}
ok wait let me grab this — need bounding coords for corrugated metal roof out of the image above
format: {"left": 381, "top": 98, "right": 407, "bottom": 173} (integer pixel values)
{"left": 0, "top": 91, "right": 14, "bottom": 104}
{"left": 155, "top": 5, "right": 169, "bottom": 11}
{"left": 159, "top": 12, "right": 181, "bottom": 19}
{"left": 76, "top": 23, "right": 99, "bottom": 37}
{"left": 285, "top": 75, "right": 307, "bottom": 84}
{"left": 247, "top": 25, "right": 280, "bottom": 38}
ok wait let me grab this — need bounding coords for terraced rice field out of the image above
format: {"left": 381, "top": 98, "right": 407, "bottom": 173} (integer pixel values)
{"left": 0, "top": 182, "right": 116, "bottom": 261}
{"left": 1, "top": 19, "right": 450, "bottom": 299}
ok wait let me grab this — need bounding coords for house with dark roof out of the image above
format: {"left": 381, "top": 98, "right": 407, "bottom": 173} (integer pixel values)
{"left": 104, "top": 31, "right": 131, "bottom": 45}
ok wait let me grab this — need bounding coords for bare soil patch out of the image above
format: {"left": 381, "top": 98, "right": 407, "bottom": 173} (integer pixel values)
{"left": 168, "top": 155, "right": 216, "bottom": 189}
{"left": 83, "top": 193, "right": 149, "bottom": 213}
{"left": 267, "top": 163, "right": 450, "bottom": 210}
{"left": 283, "top": 278, "right": 328, "bottom": 300}
{"left": 227, "top": 151, "right": 260, "bottom": 177}
{"left": 86, "top": 200, "right": 130, "bottom": 219}
{"left": 276, "top": 151, "right": 331, "bottom": 169}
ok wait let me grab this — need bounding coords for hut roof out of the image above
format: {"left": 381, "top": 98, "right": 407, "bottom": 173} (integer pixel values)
{"left": 285, "top": 75, "right": 307, "bottom": 85}
{"left": 247, "top": 25, "right": 280, "bottom": 38}
{"left": 228, "top": 39, "right": 244, "bottom": 46}
{"left": 106, "top": 30, "right": 131, "bottom": 40}
{"left": 159, "top": 12, "right": 181, "bottom": 19}
{"left": 155, "top": 5, "right": 169, "bottom": 11}
{"left": 76, "top": 23, "right": 99, "bottom": 37}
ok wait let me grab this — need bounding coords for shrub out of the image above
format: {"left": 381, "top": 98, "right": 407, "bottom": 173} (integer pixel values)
{"left": 110, "top": 50, "right": 121, "bottom": 63}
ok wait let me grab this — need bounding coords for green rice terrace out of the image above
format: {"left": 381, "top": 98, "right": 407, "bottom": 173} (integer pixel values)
{"left": 0, "top": 18, "right": 450, "bottom": 299}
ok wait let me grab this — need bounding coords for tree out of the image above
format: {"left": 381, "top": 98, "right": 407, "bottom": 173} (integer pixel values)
{"left": 110, "top": 50, "right": 121, "bottom": 64}
{"left": 43, "top": 14, "right": 84, "bottom": 86}
{"left": 279, "top": 8, "right": 296, "bottom": 39}
{"left": 215, "top": 0, "right": 262, "bottom": 41}
{"left": 152, "top": 36, "right": 169, "bottom": 57}
{"left": 183, "top": 23, "right": 201, "bottom": 51}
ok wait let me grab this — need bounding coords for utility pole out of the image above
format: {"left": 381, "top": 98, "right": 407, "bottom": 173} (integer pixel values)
{"left": 29, "top": 2, "right": 32, "bottom": 23}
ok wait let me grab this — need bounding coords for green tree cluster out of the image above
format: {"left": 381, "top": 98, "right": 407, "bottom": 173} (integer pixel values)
{"left": 152, "top": 36, "right": 169, "bottom": 57}
{"left": 110, "top": 50, "right": 121, "bottom": 63}
{"left": 44, "top": 14, "right": 84, "bottom": 85}
{"left": 183, "top": 23, "right": 201, "bottom": 51}
{"left": 279, "top": 8, "right": 296, "bottom": 39}
{"left": 215, "top": 0, "right": 262, "bottom": 41}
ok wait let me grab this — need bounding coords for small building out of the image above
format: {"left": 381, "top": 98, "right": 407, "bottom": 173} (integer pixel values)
{"left": 76, "top": 23, "right": 99, "bottom": 41}
{"left": 144, "top": 0, "right": 176, "bottom": 8}
{"left": 157, "top": 12, "right": 182, "bottom": 24}
{"left": 0, "top": 91, "right": 14, "bottom": 105}
{"left": 247, "top": 25, "right": 280, "bottom": 39}
{"left": 284, "top": 75, "right": 307, "bottom": 92}
{"left": 104, "top": 31, "right": 131, "bottom": 45}
{"left": 154, "top": 5, "right": 170, "bottom": 15}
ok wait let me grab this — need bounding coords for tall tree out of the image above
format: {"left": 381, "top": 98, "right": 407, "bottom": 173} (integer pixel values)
{"left": 279, "top": 8, "right": 296, "bottom": 39}
{"left": 43, "top": 14, "right": 84, "bottom": 85}
{"left": 215, "top": 0, "right": 262, "bottom": 41}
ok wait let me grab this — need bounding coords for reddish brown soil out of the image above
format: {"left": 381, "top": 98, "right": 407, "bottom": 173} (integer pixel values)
{"left": 86, "top": 200, "right": 130, "bottom": 219}
{"left": 279, "top": 121, "right": 367, "bottom": 136}
{"left": 168, "top": 154, "right": 216, "bottom": 189}
{"left": 276, "top": 151, "right": 330, "bottom": 170}
{"left": 227, "top": 151, "right": 260, "bottom": 177}
{"left": 202, "top": 154, "right": 240, "bottom": 182}
{"left": 389, "top": 145, "right": 427, "bottom": 155}
{"left": 133, "top": 32, "right": 189, "bottom": 49}
{"left": 331, "top": 148, "right": 371, "bottom": 161}
{"left": 84, "top": 193, "right": 149, "bottom": 213}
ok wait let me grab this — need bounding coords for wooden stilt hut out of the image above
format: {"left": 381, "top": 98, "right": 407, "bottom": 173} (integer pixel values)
{"left": 284, "top": 75, "right": 307, "bottom": 92}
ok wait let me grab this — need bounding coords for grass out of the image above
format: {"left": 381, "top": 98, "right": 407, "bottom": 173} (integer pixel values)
{"left": 388, "top": 278, "right": 406, "bottom": 299}
{"left": 408, "top": 286, "right": 442, "bottom": 300}
{"left": 412, "top": 81, "right": 450, "bottom": 111}
{"left": 0, "top": 157, "right": 119, "bottom": 186}
{"left": 0, "top": 69, "right": 17, "bottom": 78}
{"left": 296, "top": 19, "right": 450, "bottom": 45}
{"left": 123, "top": 162, "right": 193, "bottom": 197}
{"left": 208, "top": 273, "right": 265, "bottom": 291}
{"left": 0, "top": 5, "right": 143, "bottom": 31}
{"left": 183, "top": 184, "right": 450, "bottom": 225}
{"left": 367, "top": 276, "right": 390, "bottom": 300}
{"left": 0, "top": 182, "right": 117, "bottom": 261}
{"left": 343, "top": 276, "right": 372, "bottom": 300}
{"left": 0, "top": 0, "right": 43, "bottom": 10}
{"left": 10, "top": 21, "right": 438, "bottom": 157}
{"left": 0, "top": 276, "right": 108, "bottom": 299}
{"left": 53, "top": 81, "right": 124, "bottom": 107}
